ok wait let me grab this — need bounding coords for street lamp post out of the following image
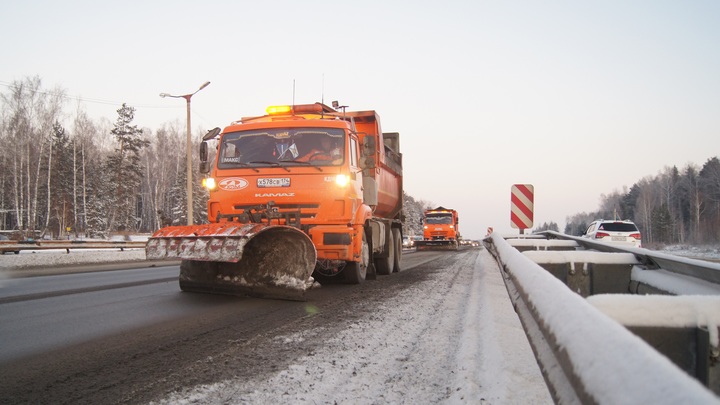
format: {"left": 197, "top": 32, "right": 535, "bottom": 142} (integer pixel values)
{"left": 160, "top": 81, "right": 210, "bottom": 225}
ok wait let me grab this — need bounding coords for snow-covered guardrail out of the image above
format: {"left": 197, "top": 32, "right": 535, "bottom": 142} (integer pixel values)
{"left": 543, "top": 230, "right": 720, "bottom": 285}
{"left": 483, "top": 232, "right": 719, "bottom": 404}
{"left": 0, "top": 240, "right": 146, "bottom": 254}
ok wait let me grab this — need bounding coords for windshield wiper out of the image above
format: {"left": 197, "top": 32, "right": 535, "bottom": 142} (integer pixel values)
{"left": 233, "top": 162, "right": 260, "bottom": 172}
{"left": 246, "top": 160, "right": 290, "bottom": 172}
{"left": 281, "top": 160, "right": 323, "bottom": 171}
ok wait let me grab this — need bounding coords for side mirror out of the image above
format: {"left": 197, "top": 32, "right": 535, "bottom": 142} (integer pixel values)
{"left": 199, "top": 162, "right": 210, "bottom": 174}
{"left": 203, "top": 127, "right": 221, "bottom": 141}
{"left": 199, "top": 142, "right": 210, "bottom": 174}
{"left": 200, "top": 141, "right": 208, "bottom": 161}
{"left": 360, "top": 156, "right": 376, "bottom": 170}
{"left": 362, "top": 136, "right": 375, "bottom": 157}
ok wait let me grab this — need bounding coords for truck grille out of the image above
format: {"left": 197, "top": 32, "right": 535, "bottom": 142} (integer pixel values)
{"left": 233, "top": 203, "right": 320, "bottom": 220}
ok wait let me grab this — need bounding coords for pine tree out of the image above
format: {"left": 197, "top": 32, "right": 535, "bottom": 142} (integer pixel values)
{"left": 47, "top": 122, "right": 75, "bottom": 237}
{"left": 105, "top": 104, "right": 149, "bottom": 233}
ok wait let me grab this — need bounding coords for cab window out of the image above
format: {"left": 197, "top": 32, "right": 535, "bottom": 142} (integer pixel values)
{"left": 350, "top": 137, "right": 358, "bottom": 167}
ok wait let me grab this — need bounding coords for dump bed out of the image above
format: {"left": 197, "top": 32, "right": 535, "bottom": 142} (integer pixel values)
{"left": 344, "top": 110, "right": 402, "bottom": 220}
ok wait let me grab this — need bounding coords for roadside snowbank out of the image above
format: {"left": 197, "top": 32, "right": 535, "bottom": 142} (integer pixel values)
{"left": 658, "top": 244, "right": 720, "bottom": 260}
{"left": 0, "top": 249, "right": 147, "bottom": 271}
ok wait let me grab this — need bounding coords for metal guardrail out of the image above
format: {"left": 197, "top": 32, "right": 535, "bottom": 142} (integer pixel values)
{"left": 0, "top": 240, "right": 146, "bottom": 254}
{"left": 484, "top": 232, "right": 719, "bottom": 404}
{"left": 542, "top": 230, "right": 720, "bottom": 285}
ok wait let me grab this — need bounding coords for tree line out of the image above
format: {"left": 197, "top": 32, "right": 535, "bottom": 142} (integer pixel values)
{"left": 564, "top": 157, "right": 720, "bottom": 245}
{"left": 0, "top": 76, "right": 209, "bottom": 239}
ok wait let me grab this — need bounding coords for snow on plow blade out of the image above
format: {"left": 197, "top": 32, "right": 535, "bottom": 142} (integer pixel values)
{"left": 146, "top": 223, "right": 317, "bottom": 300}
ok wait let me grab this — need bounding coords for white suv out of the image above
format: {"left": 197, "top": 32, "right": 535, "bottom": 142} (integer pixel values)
{"left": 582, "top": 220, "right": 642, "bottom": 247}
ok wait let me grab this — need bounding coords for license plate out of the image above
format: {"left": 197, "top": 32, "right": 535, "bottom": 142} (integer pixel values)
{"left": 611, "top": 236, "right": 626, "bottom": 241}
{"left": 257, "top": 178, "right": 290, "bottom": 188}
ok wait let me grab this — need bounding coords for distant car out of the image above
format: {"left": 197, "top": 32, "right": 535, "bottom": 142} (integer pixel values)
{"left": 402, "top": 236, "right": 413, "bottom": 249}
{"left": 0, "top": 234, "right": 20, "bottom": 254}
{"left": 582, "top": 220, "right": 641, "bottom": 247}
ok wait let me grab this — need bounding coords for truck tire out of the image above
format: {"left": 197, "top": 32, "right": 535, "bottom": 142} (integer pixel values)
{"left": 375, "top": 228, "right": 394, "bottom": 276}
{"left": 392, "top": 228, "right": 402, "bottom": 273}
{"left": 344, "top": 229, "right": 369, "bottom": 284}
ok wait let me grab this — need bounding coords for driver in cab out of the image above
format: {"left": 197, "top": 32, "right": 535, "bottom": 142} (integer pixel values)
{"left": 298, "top": 137, "right": 341, "bottom": 163}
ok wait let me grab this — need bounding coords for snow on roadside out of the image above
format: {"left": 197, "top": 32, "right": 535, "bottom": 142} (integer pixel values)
{"left": 658, "top": 244, "right": 720, "bottom": 260}
{"left": 0, "top": 234, "right": 151, "bottom": 271}
{"left": 151, "top": 249, "right": 552, "bottom": 405}
{"left": 0, "top": 249, "right": 147, "bottom": 270}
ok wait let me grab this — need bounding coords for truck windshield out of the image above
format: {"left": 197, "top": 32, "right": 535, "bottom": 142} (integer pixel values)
{"left": 218, "top": 128, "right": 345, "bottom": 169}
{"left": 426, "top": 215, "right": 453, "bottom": 225}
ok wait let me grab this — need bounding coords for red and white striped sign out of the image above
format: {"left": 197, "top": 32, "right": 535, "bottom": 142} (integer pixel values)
{"left": 511, "top": 184, "right": 534, "bottom": 229}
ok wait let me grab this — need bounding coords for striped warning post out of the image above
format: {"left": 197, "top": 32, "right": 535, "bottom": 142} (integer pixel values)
{"left": 511, "top": 184, "right": 534, "bottom": 230}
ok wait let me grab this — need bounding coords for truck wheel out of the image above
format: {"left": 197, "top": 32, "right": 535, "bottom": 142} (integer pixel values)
{"left": 392, "top": 228, "right": 402, "bottom": 273}
{"left": 375, "top": 228, "right": 394, "bottom": 276}
{"left": 344, "top": 230, "right": 369, "bottom": 284}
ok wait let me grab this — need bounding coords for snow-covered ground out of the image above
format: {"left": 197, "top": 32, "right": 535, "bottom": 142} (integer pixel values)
{"left": 655, "top": 244, "right": 720, "bottom": 261}
{"left": 151, "top": 249, "right": 554, "bottom": 405}
{"left": 0, "top": 234, "right": 151, "bottom": 272}
{"left": 0, "top": 249, "right": 147, "bottom": 271}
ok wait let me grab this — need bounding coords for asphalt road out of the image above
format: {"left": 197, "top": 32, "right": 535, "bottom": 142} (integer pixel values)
{"left": 0, "top": 249, "right": 470, "bottom": 405}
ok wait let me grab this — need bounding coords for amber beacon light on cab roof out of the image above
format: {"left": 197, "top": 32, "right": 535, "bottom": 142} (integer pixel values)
{"left": 146, "top": 102, "right": 404, "bottom": 300}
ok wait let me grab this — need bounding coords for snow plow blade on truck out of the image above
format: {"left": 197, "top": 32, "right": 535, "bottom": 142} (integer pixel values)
{"left": 146, "top": 222, "right": 317, "bottom": 301}
{"left": 414, "top": 239, "right": 459, "bottom": 251}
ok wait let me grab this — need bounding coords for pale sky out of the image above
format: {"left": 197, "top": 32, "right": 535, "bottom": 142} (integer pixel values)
{"left": 2, "top": 1, "right": 718, "bottom": 239}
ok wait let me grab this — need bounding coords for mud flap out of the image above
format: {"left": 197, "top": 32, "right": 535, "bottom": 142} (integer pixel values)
{"left": 366, "top": 262, "right": 377, "bottom": 280}
{"left": 147, "top": 223, "right": 317, "bottom": 300}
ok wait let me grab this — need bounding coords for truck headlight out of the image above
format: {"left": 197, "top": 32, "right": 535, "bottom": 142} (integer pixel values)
{"left": 335, "top": 174, "right": 350, "bottom": 187}
{"left": 202, "top": 177, "right": 217, "bottom": 190}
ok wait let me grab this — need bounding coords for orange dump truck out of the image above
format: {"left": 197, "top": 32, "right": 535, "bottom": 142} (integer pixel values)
{"left": 146, "top": 102, "right": 403, "bottom": 300}
{"left": 414, "top": 207, "right": 460, "bottom": 251}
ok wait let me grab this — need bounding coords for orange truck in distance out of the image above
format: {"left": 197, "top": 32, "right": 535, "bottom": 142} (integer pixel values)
{"left": 146, "top": 102, "right": 403, "bottom": 300}
{"left": 414, "top": 207, "right": 460, "bottom": 251}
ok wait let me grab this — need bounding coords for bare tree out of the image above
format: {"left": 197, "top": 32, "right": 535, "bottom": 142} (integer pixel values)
{"left": 597, "top": 187, "right": 628, "bottom": 220}
{"left": 698, "top": 157, "right": 720, "bottom": 242}
{"left": 0, "top": 76, "right": 66, "bottom": 237}
{"left": 71, "top": 107, "right": 107, "bottom": 236}
{"left": 634, "top": 177, "right": 659, "bottom": 243}
{"left": 679, "top": 166, "right": 703, "bottom": 243}
{"left": 142, "top": 122, "right": 184, "bottom": 231}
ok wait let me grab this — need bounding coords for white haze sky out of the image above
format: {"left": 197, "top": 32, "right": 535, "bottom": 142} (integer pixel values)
{"left": 2, "top": 1, "right": 719, "bottom": 239}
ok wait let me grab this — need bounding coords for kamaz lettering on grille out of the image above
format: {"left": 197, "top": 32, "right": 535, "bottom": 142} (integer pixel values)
{"left": 255, "top": 193, "right": 295, "bottom": 198}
